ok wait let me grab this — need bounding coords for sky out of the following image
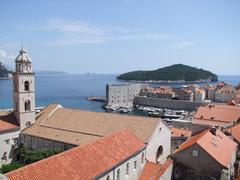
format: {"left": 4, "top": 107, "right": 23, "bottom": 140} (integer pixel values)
{"left": 0, "top": 0, "right": 240, "bottom": 75}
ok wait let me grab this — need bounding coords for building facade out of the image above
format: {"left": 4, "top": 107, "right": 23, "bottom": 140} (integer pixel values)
{"left": 173, "top": 129, "right": 237, "bottom": 180}
{"left": 6, "top": 130, "right": 147, "bottom": 180}
{"left": 0, "top": 117, "right": 20, "bottom": 167}
{"left": 215, "top": 85, "right": 236, "bottom": 103}
{"left": 173, "top": 88, "right": 194, "bottom": 101}
{"left": 194, "top": 88, "right": 206, "bottom": 102}
{"left": 106, "top": 83, "right": 147, "bottom": 108}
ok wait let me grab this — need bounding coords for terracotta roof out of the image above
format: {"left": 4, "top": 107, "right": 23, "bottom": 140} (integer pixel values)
{"left": 153, "top": 86, "right": 174, "bottom": 94}
{"left": 229, "top": 124, "right": 240, "bottom": 143}
{"left": 0, "top": 111, "right": 19, "bottom": 133}
{"left": 139, "top": 159, "right": 173, "bottom": 180}
{"left": 193, "top": 104, "right": 240, "bottom": 127}
{"left": 22, "top": 104, "right": 160, "bottom": 145}
{"left": 171, "top": 127, "right": 192, "bottom": 138}
{"left": 175, "top": 129, "right": 237, "bottom": 168}
{"left": 6, "top": 129, "right": 146, "bottom": 180}
{"left": 195, "top": 88, "right": 205, "bottom": 94}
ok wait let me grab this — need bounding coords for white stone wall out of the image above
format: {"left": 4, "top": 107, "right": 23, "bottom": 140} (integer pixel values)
{"left": 21, "top": 134, "right": 74, "bottom": 151}
{"left": 195, "top": 91, "right": 205, "bottom": 102}
{"left": 146, "top": 121, "right": 171, "bottom": 164}
{"left": 160, "top": 163, "right": 173, "bottom": 180}
{"left": 98, "top": 149, "right": 146, "bottom": 180}
{"left": 215, "top": 86, "right": 236, "bottom": 103}
{"left": 0, "top": 130, "right": 20, "bottom": 167}
{"left": 13, "top": 72, "right": 36, "bottom": 130}
{"left": 106, "top": 84, "right": 147, "bottom": 108}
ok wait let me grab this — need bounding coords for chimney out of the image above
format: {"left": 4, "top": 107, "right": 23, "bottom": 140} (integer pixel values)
{"left": 210, "top": 127, "right": 217, "bottom": 135}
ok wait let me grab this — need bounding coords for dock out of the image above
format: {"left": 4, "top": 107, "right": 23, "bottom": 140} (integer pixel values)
{"left": 87, "top": 96, "right": 106, "bottom": 102}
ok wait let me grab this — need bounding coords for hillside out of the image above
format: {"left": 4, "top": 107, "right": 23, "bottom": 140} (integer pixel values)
{"left": 0, "top": 62, "right": 11, "bottom": 79}
{"left": 117, "top": 64, "right": 218, "bottom": 82}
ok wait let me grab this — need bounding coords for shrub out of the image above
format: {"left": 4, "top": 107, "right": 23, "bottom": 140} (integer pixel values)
{"left": 0, "top": 162, "right": 24, "bottom": 174}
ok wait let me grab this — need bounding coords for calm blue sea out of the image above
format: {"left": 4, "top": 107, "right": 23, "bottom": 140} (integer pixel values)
{"left": 0, "top": 74, "right": 239, "bottom": 111}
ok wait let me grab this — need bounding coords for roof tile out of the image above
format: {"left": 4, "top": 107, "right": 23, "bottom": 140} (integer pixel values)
{"left": 6, "top": 129, "right": 146, "bottom": 180}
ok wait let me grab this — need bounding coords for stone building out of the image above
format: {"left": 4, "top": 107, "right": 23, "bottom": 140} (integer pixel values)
{"left": 173, "top": 128, "right": 237, "bottom": 180}
{"left": 0, "top": 47, "right": 36, "bottom": 167}
{"left": 215, "top": 85, "right": 236, "bottom": 103}
{"left": 173, "top": 88, "right": 194, "bottom": 101}
{"left": 6, "top": 130, "right": 147, "bottom": 180}
{"left": 20, "top": 103, "right": 171, "bottom": 165}
{"left": 140, "top": 86, "right": 176, "bottom": 100}
{"left": 0, "top": 112, "right": 20, "bottom": 166}
{"left": 194, "top": 88, "right": 206, "bottom": 102}
{"left": 205, "top": 86, "right": 215, "bottom": 101}
{"left": 106, "top": 83, "right": 147, "bottom": 108}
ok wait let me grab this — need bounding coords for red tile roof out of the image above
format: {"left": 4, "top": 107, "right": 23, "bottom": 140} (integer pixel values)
{"left": 139, "top": 159, "right": 173, "bottom": 180}
{"left": 171, "top": 127, "right": 192, "bottom": 138}
{"left": 6, "top": 129, "right": 145, "bottom": 180}
{"left": 229, "top": 124, "right": 240, "bottom": 143}
{"left": 175, "top": 129, "right": 237, "bottom": 168}
{"left": 193, "top": 104, "right": 240, "bottom": 127}
{"left": 0, "top": 111, "right": 19, "bottom": 133}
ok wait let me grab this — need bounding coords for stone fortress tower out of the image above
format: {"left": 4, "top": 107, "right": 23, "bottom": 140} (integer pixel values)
{"left": 13, "top": 46, "right": 36, "bottom": 130}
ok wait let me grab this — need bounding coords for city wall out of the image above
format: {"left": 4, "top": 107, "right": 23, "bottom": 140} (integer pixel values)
{"left": 133, "top": 96, "right": 209, "bottom": 111}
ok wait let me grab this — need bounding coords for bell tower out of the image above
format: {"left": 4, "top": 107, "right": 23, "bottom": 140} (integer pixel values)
{"left": 13, "top": 46, "right": 36, "bottom": 130}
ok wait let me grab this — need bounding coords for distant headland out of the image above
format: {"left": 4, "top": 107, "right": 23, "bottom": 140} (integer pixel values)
{"left": 117, "top": 64, "right": 218, "bottom": 83}
{"left": 0, "top": 62, "right": 12, "bottom": 79}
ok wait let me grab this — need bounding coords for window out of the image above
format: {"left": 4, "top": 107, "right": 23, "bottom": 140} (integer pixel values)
{"left": 134, "top": 160, "right": 137, "bottom": 169}
{"left": 4, "top": 139, "right": 10, "bottom": 145}
{"left": 117, "top": 169, "right": 120, "bottom": 180}
{"left": 24, "top": 81, "right": 30, "bottom": 91}
{"left": 106, "top": 175, "right": 110, "bottom": 180}
{"left": 156, "top": 145, "right": 163, "bottom": 162}
{"left": 13, "top": 138, "right": 18, "bottom": 145}
{"left": 25, "top": 121, "right": 31, "bottom": 127}
{"left": 159, "top": 127, "right": 162, "bottom": 133}
{"left": 192, "top": 150, "right": 198, "bottom": 157}
{"left": 141, "top": 153, "right": 145, "bottom": 164}
{"left": 2, "top": 152, "right": 7, "bottom": 160}
{"left": 25, "top": 100, "right": 31, "bottom": 111}
{"left": 126, "top": 163, "right": 129, "bottom": 175}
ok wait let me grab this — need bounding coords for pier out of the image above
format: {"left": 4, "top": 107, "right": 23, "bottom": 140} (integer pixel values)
{"left": 87, "top": 96, "right": 106, "bottom": 102}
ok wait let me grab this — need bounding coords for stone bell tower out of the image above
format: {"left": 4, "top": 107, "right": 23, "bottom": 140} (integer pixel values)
{"left": 13, "top": 46, "right": 36, "bottom": 130}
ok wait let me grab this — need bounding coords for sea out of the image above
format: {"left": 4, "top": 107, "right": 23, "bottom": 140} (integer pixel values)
{"left": 0, "top": 74, "right": 239, "bottom": 111}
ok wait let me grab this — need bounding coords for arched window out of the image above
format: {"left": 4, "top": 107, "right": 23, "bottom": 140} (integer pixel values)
{"left": 156, "top": 145, "right": 163, "bottom": 163}
{"left": 126, "top": 163, "right": 129, "bottom": 175}
{"left": 117, "top": 169, "right": 120, "bottom": 180}
{"left": 106, "top": 175, "right": 110, "bottom": 180}
{"left": 24, "top": 81, "right": 29, "bottom": 91}
{"left": 25, "top": 100, "right": 31, "bottom": 111}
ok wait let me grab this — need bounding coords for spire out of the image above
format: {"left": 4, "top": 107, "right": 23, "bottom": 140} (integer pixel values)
{"left": 20, "top": 44, "right": 26, "bottom": 54}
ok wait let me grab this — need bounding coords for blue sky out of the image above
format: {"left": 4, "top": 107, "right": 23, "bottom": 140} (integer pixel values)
{"left": 0, "top": 0, "right": 239, "bottom": 75}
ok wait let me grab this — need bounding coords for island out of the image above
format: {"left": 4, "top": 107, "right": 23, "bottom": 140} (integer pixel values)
{"left": 117, "top": 64, "right": 218, "bottom": 82}
{"left": 0, "top": 62, "right": 12, "bottom": 79}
